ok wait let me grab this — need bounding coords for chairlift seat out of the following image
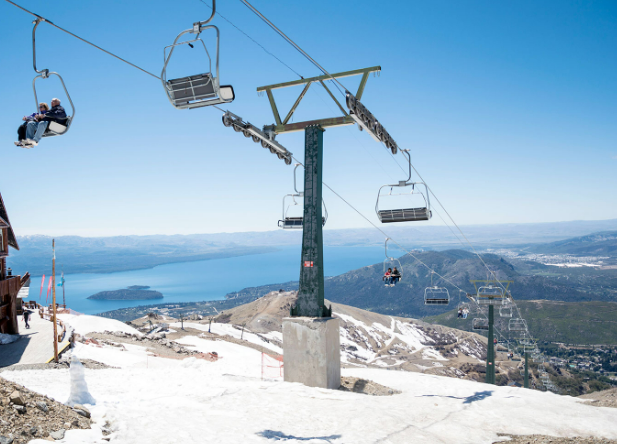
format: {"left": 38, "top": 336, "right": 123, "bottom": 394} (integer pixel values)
{"left": 377, "top": 207, "right": 431, "bottom": 223}
{"left": 278, "top": 217, "right": 325, "bottom": 230}
{"left": 165, "top": 73, "right": 234, "bottom": 109}
{"left": 43, "top": 116, "right": 71, "bottom": 137}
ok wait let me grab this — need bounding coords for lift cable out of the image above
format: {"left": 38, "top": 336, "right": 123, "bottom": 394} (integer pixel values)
{"left": 5, "top": 0, "right": 526, "bottom": 347}
{"left": 3, "top": 0, "right": 161, "bottom": 80}
{"left": 232, "top": 0, "right": 512, "bottom": 296}
{"left": 196, "top": 0, "right": 304, "bottom": 79}
{"left": 237, "top": 0, "right": 347, "bottom": 97}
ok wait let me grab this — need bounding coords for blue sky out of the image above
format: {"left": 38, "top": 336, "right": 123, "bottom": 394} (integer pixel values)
{"left": 1, "top": 0, "right": 615, "bottom": 236}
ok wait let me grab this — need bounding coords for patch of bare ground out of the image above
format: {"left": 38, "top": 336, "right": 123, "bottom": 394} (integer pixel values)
{"left": 338, "top": 376, "right": 401, "bottom": 396}
{"left": 578, "top": 387, "right": 617, "bottom": 409}
{"left": 0, "top": 358, "right": 114, "bottom": 372}
{"left": 495, "top": 435, "right": 617, "bottom": 443}
{"left": 0, "top": 376, "right": 91, "bottom": 443}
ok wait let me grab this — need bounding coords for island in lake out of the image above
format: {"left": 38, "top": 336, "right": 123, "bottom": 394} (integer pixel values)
{"left": 88, "top": 286, "right": 163, "bottom": 301}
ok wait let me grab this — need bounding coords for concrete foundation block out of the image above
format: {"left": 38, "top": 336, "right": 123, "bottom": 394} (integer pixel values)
{"left": 282, "top": 317, "right": 340, "bottom": 389}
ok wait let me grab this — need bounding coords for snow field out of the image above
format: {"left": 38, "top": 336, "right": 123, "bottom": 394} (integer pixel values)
{"left": 3, "top": 332, "right": 617, "bottom": 444}
{"left": 58, "top": 314, "right": 142, "bottom": 337}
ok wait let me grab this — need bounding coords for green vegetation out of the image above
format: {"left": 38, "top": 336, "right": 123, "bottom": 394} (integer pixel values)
{"left": 424, "top": 300, "right": 617, "bottom": 345}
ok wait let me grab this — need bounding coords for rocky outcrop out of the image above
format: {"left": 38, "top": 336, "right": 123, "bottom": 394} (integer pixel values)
{"left": 0, "top": 377, "right": 90, "bottom": 443}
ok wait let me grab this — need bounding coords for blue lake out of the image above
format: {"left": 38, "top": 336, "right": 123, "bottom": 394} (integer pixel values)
{"left": 29, "top": 246, "right": 386, "bottom": 314}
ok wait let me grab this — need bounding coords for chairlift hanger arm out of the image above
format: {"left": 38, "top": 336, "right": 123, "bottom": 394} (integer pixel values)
{"left": 32, "top": 18, "right": 47, "bottom": 75}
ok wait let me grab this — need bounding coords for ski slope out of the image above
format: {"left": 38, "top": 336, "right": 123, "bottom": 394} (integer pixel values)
{"left": 3, "top": 315, "right": 616, "bottom": 444}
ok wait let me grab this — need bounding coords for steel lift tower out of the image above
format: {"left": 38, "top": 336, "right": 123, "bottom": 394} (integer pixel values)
{"left": 256, "top": 67, "right": 383, "bottom": 388}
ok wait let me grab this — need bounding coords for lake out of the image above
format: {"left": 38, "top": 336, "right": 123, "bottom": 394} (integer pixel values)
{"left": 28, "top": 245, "right": 387, "bottom": 314}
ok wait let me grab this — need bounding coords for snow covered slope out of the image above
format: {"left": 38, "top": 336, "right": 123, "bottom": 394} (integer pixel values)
{"left": 208, "top": 291, "right": 488, "bottom": 378}
{"left": 3, "top": 312, "right": 617, "bottom": 444}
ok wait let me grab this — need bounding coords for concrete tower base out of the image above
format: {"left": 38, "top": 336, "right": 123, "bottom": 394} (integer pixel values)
{"left": 282, "top": 317, "right": 341, "bottom": 389}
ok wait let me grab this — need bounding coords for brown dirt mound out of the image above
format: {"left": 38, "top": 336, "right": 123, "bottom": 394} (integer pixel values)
{"left": 578, "top": 387, "right": 617, "bottom": 409}
{"left": 338, "top": 376, "right": 401, "bottom": 396}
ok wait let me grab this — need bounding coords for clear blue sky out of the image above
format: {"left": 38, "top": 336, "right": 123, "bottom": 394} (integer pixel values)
{"left": 1, "top": 0, "right": 615, "bottom": 236}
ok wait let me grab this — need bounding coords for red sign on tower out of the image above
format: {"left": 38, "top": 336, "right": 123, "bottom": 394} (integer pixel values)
{"left": 304, "top": 261, "right": 314, "bottom": 268}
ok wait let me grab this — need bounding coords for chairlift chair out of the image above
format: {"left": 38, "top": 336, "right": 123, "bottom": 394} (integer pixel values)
{"left": 472, "top": 318, "right": 489, "bottom": 331}
{"left": 424, "top": 271, "right": 450, "bottom": 305}
{"left": 476, "top": 284, "right": 508, "bottom": 305}
{"left": 278, "top": 164, "right": 327, "bottom": 229}
{"left": 499, "top": 304, "right": 513, "bottom": 318}
{"left": 382, "top": 238, "right": 403, "bottom": 285}
{"left": 161, "top": 1, "right": 235, "bottom": 110}
{"left": 509, "top": 318, "right": 528, "bottom": 332}
{"left": 375, "top": 150, "right": 432, "bottom": 223}
{"left": 31, "top": 18, "right": 75, "bottom": 139}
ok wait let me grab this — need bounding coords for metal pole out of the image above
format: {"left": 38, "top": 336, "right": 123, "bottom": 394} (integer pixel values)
{"left": 524, "top": 352, "right": 530, "bottom": 389}
{"left": 62, "top": 272, "right": 65, "bottom": 308}
{"left": 290, "top": 125, "right": 330, "bottom": 318}
{"left": 52, "top": 239, "right": 58, "bottom": 363}
{"left": 486, "top": 303, "right": 495, "bottom": 384}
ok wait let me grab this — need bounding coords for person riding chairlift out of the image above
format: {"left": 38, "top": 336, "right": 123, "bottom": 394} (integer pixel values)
{"left": 390, "top": 267, "right": 401, "bottom": 286}
{"left": 383, "top": 268, "right": 392, "bottom": 287}
{"left": 15, "top": 98, "right": 66, "bottom": 148}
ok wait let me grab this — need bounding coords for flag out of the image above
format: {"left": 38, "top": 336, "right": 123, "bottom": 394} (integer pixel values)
{"left": 39, "top": 275, "right": 45, "bottom": 300}
{"left": 46, "top": 278, "right": 52, "bottom": 303}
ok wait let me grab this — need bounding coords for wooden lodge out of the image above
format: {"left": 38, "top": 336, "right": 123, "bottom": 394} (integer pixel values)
{"left": 0, "top": 192, "right": 28, "bottom": 335}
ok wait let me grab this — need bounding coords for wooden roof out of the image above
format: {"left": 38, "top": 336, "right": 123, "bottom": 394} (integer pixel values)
{"left": 0, "top": 192, "right": 19, "bottom": 250}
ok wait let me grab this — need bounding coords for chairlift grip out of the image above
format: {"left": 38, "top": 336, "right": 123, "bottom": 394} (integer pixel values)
{"left": 193, "top": 0, "right": 216, "bottom": 32}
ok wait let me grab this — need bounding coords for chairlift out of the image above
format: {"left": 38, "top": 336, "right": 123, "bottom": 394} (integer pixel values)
{"left": 382, "top": 238, "right": 403, "bottom": 286}
{"left": 499, "top": 304, "right": 513, "bottom": 317}
{"left": 375, "top": 150, "right": 432, "bottom": 223}
{"left": 476, "top": 284, "right": 508, "bottom": 305}
{"left": 519, "top": 337, "right": 534, "bottom": 347}
{"left": 472, "top": 318, "right": 489, "bottom": 331}
{"left": 509, "top": 318, "right": 528, "bottom": 332}
{"left": 424, "top": 270, "right": 450, "bottom": 305}
{"left": 278, "top": 164, "right": 327, "bottom": 229}
{"left": 31, "top": 18, "right": 75, "bottom": 139}
{"left": 161, "top": 1, "right": 234, "bottom": 109}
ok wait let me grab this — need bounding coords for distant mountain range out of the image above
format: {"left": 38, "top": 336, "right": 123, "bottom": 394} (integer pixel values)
{"left": 8, "top": 219, "right": 617, "bottom": 276}
{"left": 528, "top": 231, "right": 617, "bottom": 256}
